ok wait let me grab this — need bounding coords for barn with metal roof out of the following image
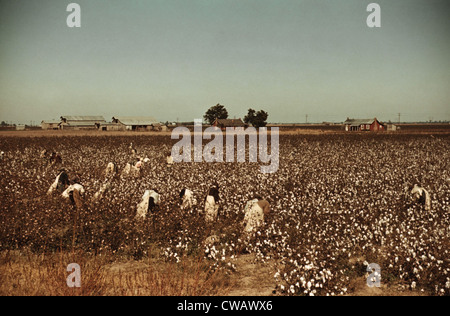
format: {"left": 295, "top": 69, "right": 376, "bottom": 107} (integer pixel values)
{"left": 60, "top": 116, "right": 106, "bottom": 130}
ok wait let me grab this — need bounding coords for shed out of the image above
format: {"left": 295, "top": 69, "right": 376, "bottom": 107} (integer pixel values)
{"left": 41, "top": 120, "right": 61, "bottom": 130}
{"left": 97, "top": 123, "right": 122, "bottom": 131}
{"left": 213, "top": 118, "right": 246, "bottom": 130}
{"left": 386, "top": 124, "right": 398, "bottom": 132}
{"left": 112, "top": 116, "right": 160, "bottom": 131}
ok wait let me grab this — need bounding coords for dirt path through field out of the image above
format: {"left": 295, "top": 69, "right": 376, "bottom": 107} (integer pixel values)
{"left": 225, "top": 254, "right": 428, "bottom": 296}
{"left": 226, "top": 254, "right": 278, "bottom": 296}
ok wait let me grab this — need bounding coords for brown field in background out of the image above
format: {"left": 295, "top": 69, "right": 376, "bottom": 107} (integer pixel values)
{"left": 0, "top": 123, "right": 449, "bottom": 138}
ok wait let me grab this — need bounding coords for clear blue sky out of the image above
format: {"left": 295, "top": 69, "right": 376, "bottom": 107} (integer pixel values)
{"left": 0, "top": 0, "right": 449, "bottom": 124}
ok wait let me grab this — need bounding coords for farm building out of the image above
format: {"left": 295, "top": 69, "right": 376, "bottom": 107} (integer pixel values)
{"left": 60, "top": 116, "right": 106, "bottom": 130}
{"left": 213, "top": 118, "right": 246, "bottom": 130}
{"left": 344, "top": 118, "right": 386, "bottom": 132}
{"left": 41, "top": 120, "right": 61, "bottom": 130}
{"left": 112, "top": 116, "right": 160, "bottom": 131}
{"left": 386, "top": 123, "right": 399, "bottom": 132}
{"left": 97, "top": 122, "right": 122, "bottom": 131}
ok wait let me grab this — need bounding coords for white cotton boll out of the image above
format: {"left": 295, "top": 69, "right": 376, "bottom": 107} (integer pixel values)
{"left": 290, "top": 285, "right": 295, "bottom": 294}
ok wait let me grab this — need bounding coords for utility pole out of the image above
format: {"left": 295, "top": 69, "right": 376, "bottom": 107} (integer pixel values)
{"left": 305, "top": 114, "right": 308, "bottom": 124}
{"left": 397, "top": 113, "right": 401, "bottom": 124}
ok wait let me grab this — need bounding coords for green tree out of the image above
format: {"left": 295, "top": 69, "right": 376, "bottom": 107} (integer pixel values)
{"left": 244, "top": 108, "right": 269, "bottom": 128}
{"left": 243, "top": 109, "right": 256, "bottom": 124}
{"left": 204, "top": 103, "right": 228, "bottom": 125}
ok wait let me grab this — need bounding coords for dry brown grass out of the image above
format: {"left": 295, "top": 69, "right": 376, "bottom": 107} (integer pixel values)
{"left": 0, "top": 250, "right": 233, "bottom": 296}
{"left": 0, "top": 250, "right": 107, "bottom": 296}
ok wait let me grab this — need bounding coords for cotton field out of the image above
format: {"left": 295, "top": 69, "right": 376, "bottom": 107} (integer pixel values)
{"left": 0, "top": 133, "right": 449, "bottom": 296}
